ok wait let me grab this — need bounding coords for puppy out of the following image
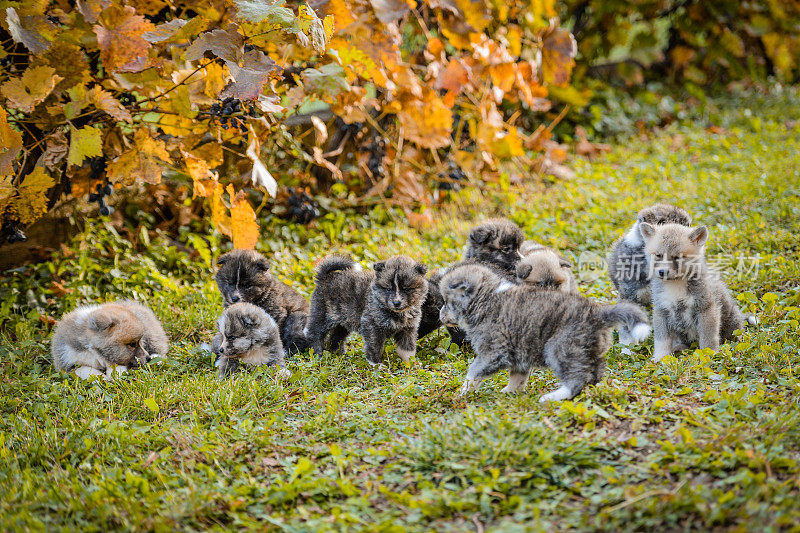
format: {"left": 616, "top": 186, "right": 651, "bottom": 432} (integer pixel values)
{"left": 608, "top": 203, "right": 692, "bottom": 352}
{"left": 212, "top": 302, "right": 289, "bottom": 379}
{"left": 215, "top": 249, "right": 310, "bottom": 354}
{"left": 417, "top": 269, "right": 445, "bottom": 339}
{"left": 516, "top": 246, "right": 578, "bottom": 293}
{"left": 463, "top": 218, "right": 526, "bottom": 277}
{"left": 640, "top": 222, "right": 757, "bottom": 362}
{"left": 439, "top": 264, "right": 650, "bottom": 402}
{"left": 52, "top": 300, "right": 168, "bottom": 380}
{"left": 306, "top": 255, "right": 428, "bottom": 365}
{"left": 608, "top": 203, "right": 692, "bottom": 306}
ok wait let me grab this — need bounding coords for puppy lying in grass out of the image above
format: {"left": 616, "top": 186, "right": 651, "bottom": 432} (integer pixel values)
{"left": 640, "top": 222, "right": 758, "bottom": 362}
{"left": 306, "top": 255, "right": 428, "bottom": 365}
{"left": 439, "top": 264, "right": 650, "bottom": 402}
{"left": 215, "top": 249, "right": 309, "bottom": 355}
{"left": 213, "top": 302, "right": 290, "bottom": 379}
{"left": 51, "top": 300, "right": 168, "bottom": 380}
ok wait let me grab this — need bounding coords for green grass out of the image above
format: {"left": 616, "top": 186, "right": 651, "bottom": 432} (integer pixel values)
{"left": 2, "top": 89, "right": 800, "bottom": 531}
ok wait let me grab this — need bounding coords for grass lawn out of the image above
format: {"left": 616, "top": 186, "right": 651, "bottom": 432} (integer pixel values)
{"left": 1, "top": 90, "right": 799, "bottom": 531}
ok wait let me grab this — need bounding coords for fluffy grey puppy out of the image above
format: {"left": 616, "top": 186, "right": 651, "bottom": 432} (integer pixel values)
{"left": 52, "top": 300, "right": 168, "bottom": 380}
{"left": 215, "top": 249, "right": 310, "bottom": 354}
{"left": 463, "top": 218, "right": 526, "bottom": 277}
{"left": 607, "top": 203, "right": 692, "bottom": 351}
{"left": 439, "top": 264, "right": 650, "bottom": 402}
{"left": 305, "top": 255, "right": 429, "bottom": 365}
{"left": 640, "top": 222, "right": 757, "bottom": 362}
{"left": 212, "top": 302, "right": 289, "bottom": 379}
{"left": 516, "top": 246, "right": 578, "bottom": 293}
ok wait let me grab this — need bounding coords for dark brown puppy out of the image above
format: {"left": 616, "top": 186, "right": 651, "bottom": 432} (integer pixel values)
{"left": 215, "top": 249, "right": 310, "bottom": 354}
{"left": 306, "top": 255, "right": 428, "bottom": 365}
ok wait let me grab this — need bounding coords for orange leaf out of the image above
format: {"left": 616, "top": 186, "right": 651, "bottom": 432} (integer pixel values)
{"left": 106, "top": 128, "right": 170, "bottom": 185}
{"left": 397, "top": 89, "right": 452, "bottom": 149}
{"left": 541, "top": 28, "right": 577, "bottom": 86}
{"left": 0, "top": 107, "right": 23, "bottom": 176}
{"left": 226, "top": 184, "right": 259, "bottom": 250}
{"left": 93, "top": 5, "right": 154, "bottom": 72}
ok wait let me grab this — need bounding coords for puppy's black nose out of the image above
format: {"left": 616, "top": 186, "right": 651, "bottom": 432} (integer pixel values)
{"left": 392, "top": 298, "right": 402, "bottom": 308}
{"left": 658, "top": 269, "right": 667, "bottom": 278}
{"left": 218, "top": 346, "right": 225, "bottom": 354}
{"left": 230, "top": 295, "right": 240, "bottom": 303}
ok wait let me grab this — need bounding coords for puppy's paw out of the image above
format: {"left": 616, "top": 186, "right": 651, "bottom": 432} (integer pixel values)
{"left": 104, "top": 365, "right": 128, "bottom": 380}
{"left": 746, "top": 314, "right": 759, "bottom": 327}
{"left": 500, "top": 384, "right": 516, "bottom": 393}
{"left": 539, "top": 386, "right": 572, "bottom": 402}
{"left": 74, "top": 366, "right": 104, "bottom": 380}
{"left": 396, "top": 348, "right": 415, "bottom": 363}
{"left": 458, "top": 378, "right": 478, "bottom": 396}
{"left": 651, "top": 352, "right": 668, "bottom": 363}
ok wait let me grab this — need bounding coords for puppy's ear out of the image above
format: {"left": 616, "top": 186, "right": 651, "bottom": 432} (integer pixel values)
{"left": 638, "top": 222, "right": 656, "bottom": 240}
{"left": 688, "top": 225, "right": 709, "bottom": 247}
{"left": 241, "top": 313, "right": 258, "bottom": 328}
{"left": 448, "top": 279, "right": 472, "bottom": 295}
{"left": 414, "top": 262, "right": 428, "bottom": 276}
{"left": 469, "top": 226, "right": 491, "bottom": 245}
{"left": 254, "top": 256, "right": 271, "bottom": 272}
{"left": 89, "top": 313, "right": 116, "bottom": 332}
{"left": 516, "top": 263, "right": 533, "bottom": 281}
{"left": 374, "top": 261, "right": 386, "bottom": 273}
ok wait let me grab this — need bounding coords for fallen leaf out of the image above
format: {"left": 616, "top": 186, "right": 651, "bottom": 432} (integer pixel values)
{"left": 50, "top": 281, "right": 74, "bottom": 296}
{"left": 143, "top": 451, "right": 159, "bottom": 467}
{"left": 1, "top": 65, "right": 63, "bottom": 113}
{"left": 246, "top": 135, "right": 278, "bottom": 196}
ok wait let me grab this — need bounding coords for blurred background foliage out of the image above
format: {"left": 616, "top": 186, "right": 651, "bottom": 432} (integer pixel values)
{"left": 0, "top": 0, "right": 798, "bottom": 257}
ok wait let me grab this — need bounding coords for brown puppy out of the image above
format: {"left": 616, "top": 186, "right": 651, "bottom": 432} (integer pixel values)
{"left": 516, "top": 247, "right": 578, "bottom": 293}
{"left": 51, "top": 300, "right": 168, "bottom": 379}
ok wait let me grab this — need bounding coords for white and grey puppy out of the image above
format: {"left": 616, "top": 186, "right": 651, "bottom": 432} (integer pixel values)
{"left": 52, "top": 300, "right": 168, "bottom": 380}
{"left": 439, "top": 264, "right": 650, "bottom": 402}
{"left": 607, "top": 203, "right": 692, "bottom": 352}
{"left": 212, "top": 302, "right": 290, "bottom": 379}
{"left": 640, "top": 222, "right": 757, "bottom": 362}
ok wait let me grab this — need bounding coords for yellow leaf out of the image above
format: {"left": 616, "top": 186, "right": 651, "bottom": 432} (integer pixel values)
{"left": 227, "top": 184, "right": 259, "bottom": 250}
{"left": 210, "top": 181, "right": 231, "bottom": 236}
{"left": 106, "top": 128, "right": 170, "bottom": 185}
{"left": 328, "top": 0, "right": 356, "bottom": 29}
{"left": 397, "top": 89, "right": 452, "bottom": 149}
{"left": 87, "top": 86, "right": 133, "bottom": 123}
{"left": 0, "top": 65, "right": 62, "bottom": 113}
{"left": 0, "top": 176, "right": 15, "bottom": 214}
{"left": 11, "top": 167, "right": 54, "bottom": 224}
{"left": 67, "top": 125, "right": 103, "bottom": 167}
{"left": 541, "top": 28, "right": 577, "bottom": 86}
{"left": 0, "top": 107, "right": 23, "bottom": 176}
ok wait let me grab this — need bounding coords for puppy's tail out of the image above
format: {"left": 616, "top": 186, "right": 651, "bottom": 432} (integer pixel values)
{"left": 315, "top": 255, "right": 359, "bottom": 283}
{"left": 599, "top": 302, "right": 651, "bottom": 343}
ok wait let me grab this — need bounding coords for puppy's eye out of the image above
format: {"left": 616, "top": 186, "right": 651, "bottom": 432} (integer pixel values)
{"left": 654, "top": 254, "right": 664, "bottom": 261}
{"left": 127, "top": 342, "right": 138, "bottom": 348}
{"left": 502, "top": 246, "right": 513, "bottom": 254}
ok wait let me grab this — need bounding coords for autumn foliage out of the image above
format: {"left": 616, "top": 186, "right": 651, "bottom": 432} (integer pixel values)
{"left": 0, "top": 0, "right": 582, "bottom": 248}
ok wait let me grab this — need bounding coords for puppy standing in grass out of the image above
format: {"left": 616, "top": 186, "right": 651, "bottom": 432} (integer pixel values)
{"left": 640, "top": 222, "right": 757, "bottom": 362}
{"left": 213, "top": 302, "right": 290, "bottom": 379}
{"left": 52, "top": 300, "right": 168, "bottom": 380}
{"left": 608, "top": 203, "right": 692, "bottom": 352}
{"left": 215, "top": 249, "right": 310, "bottom": 355}
{"left": 427, "top": 218, "right": 527, "bottom": 346}
{"left": 305, "top": 255, "right": 428, "bottom": 365}
{"left": 439, "top": 264, "right": 650, "bottom": 402}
